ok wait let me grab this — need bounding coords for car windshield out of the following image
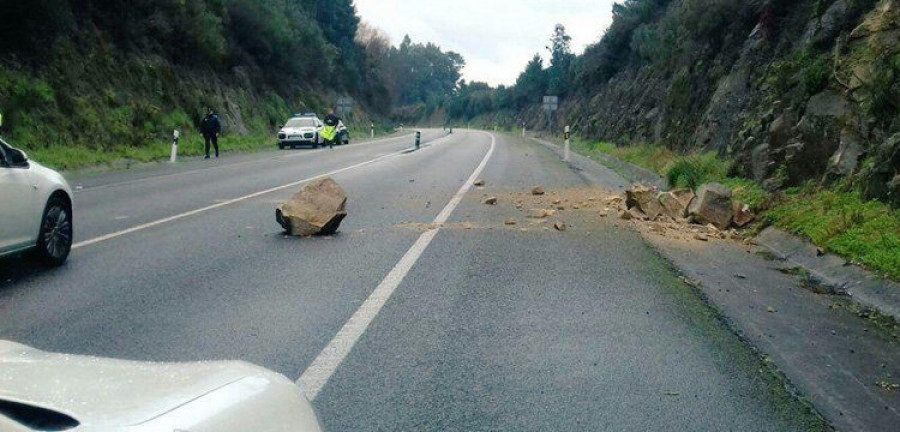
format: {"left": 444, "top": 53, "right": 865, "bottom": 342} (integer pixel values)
{"left": 285, "top": 118, "right": 316, "bottom": 128}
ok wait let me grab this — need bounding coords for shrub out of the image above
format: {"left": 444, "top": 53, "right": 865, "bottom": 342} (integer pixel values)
{"left": 665, "top": 153, "right": 731, "bottom": 190}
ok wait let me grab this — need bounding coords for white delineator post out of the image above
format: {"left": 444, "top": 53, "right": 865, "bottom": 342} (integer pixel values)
{"left": 522, "top": 122, "right": 526, "bottom": 137}
{"left": 170, "top": 130, "right": 180, "bottom": 163}
{"left": 371, "top": 122, "right": 375, "bottom": 138}
{"left": 564, "top": 125, "right": 571, "bottom": 162}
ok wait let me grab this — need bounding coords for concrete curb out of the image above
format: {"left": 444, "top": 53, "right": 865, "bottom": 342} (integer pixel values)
{"left": 756, "top": 227, "right": 900, "bottom": 322}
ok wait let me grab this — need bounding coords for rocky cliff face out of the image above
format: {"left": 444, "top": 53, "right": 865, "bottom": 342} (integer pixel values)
{"left": 570, "top": 0, "right": 899, "bottom": 205}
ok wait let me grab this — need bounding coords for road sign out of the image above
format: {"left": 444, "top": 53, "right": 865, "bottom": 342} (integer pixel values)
{"left": 336, "top": 97, "right": 353, "bottom": 115}
{"left": 543, "top": 96, "right": 559, "bottom": 132}
{"left": 542, "top": 96, "right": 559, "bottom": 112}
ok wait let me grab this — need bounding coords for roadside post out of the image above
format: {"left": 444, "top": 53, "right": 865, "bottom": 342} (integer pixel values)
{"left": 522, "top": 121, "right": 526, "bottom": 137}
{"left": 169, "top": 130, "right": 180, "bottom": 163}
{"left": 415, "top": 130, "right": 421, "bottom": 149}
{"left": 564, "top": 125, "right": 571, "bottom": 162}
{"left": 371, "top": 122, "right": 375, "bottom": 138}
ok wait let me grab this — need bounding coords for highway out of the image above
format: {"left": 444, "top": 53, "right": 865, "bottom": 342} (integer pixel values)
{"left": 0, "top": 130, "right": 822, "bottom": 431}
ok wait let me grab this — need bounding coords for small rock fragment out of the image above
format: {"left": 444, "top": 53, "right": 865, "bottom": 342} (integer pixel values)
{"left": 553, "top": 222, "right": 567, "bottom": 231}
{"left": 504, "top": 219, "right": 517, "bottom": 226}
{"left": 531, "top": 186, "right": 545, "bottom": 195}
{"left": 528, "top": 208, "right": 556, "bottom": 219}
{"left": 766, "top": 306, "right": 777, "bottom": 313}
{"left": 473, "top": 179, "right": 486, "bottom": 186}
{"left": 483, "top": 196, "right": 498, "bottom": 205}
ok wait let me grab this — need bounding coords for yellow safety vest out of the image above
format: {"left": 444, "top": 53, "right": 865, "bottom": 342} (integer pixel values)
{"left": 320, "top": 125, "right": 338, "bottom": 141}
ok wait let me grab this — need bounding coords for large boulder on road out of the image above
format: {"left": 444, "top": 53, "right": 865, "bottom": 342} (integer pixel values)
{"left": 688, "top": 183, "right": 734, "bottom": 230}
{"left": 276, "top": 178, "right": 348, "bottom": 236}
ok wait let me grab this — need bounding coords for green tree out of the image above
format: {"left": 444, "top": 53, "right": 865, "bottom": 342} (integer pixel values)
{"left": 547, "top": 24, "right": 575, "bottom": 96}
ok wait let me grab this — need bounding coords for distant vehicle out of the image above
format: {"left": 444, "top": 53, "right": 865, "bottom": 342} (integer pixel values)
{"left": 278, "top": 114, "right": 323, "bottom": 149}
{"left": 337, "top": 121, "right": 350, "bottom": 145}
{"left": 0, "top": 138, "right": 73, "bottom": 266}
{"left": 0, "top": 340, "right": 325, "bottom": 432}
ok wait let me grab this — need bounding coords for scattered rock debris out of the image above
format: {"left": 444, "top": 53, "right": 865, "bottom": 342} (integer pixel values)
{"left": 483, "top": 196, "right": 498, "bottom": 205}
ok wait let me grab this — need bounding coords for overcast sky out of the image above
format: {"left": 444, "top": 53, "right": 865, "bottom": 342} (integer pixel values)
{"left": 354, "top": 0, "right": 616, "bottom": 87}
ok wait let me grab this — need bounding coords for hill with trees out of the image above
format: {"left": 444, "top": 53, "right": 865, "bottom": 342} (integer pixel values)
{"left": 0, "top": 0, "right": 464, "bottom": 168}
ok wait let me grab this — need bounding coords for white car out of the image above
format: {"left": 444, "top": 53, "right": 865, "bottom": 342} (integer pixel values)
{"left": 278, "top": 115, "right": 323, "bottom": 149}
{"left": 0, "top": 138, "right": 73, "bottom": 266}
{"left": 0, "top": 340, "right": 325, "bottom": 432}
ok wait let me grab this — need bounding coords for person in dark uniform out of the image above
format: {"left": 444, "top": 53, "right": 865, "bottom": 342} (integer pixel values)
{"left": 200, "top": 108, "right": 222, "bottom": 159}
{"left": 322, "top": 108, "right": 341, "bottom": 149}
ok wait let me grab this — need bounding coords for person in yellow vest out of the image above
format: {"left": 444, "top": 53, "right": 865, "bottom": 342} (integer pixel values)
{"left": 321, "top": 108, "right": 340, "bottom": 149}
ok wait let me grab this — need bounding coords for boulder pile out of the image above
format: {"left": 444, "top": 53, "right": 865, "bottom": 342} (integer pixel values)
{"left": 621, "top": 183, "right": 754, "bottom": 230}
{"left": 276, "top": 177, "right": 348, "bottom": 236}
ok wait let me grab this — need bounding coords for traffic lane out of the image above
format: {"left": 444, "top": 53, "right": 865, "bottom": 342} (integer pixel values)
{"left": 69, "top": 130, "right": 447, "bottom": 243}
{"left": 313, "top": 135, "right": 819, "bottom": 431}
{"left": 0, "top": 131, "right": 492, "bottom": 377}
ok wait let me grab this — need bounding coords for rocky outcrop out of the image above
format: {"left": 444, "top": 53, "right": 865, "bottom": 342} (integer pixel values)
{"left": 276, "top": 178, "right": 348, "bottom": 236}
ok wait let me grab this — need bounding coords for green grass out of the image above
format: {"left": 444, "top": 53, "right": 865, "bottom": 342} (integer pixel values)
{"left": 767, "top": 186, "right": 900, "bottom": 280}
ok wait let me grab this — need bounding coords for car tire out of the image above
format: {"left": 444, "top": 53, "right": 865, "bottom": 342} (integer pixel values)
{"left": 36, "top": 195, "right": 73, "bottom": 267}
{"left": 278, "top": 143, "right": 285, "bottom": 150}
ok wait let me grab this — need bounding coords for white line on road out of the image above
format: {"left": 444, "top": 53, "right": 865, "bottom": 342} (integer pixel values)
{"left": 72, "top": 135, "right": 449, "bottom": 250}
{"left": 297, "top": 132, "right": 496, "bottom": 400}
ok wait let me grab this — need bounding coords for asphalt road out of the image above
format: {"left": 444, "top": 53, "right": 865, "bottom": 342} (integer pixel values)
{"left": 0, "top": 130, "right": 823, "bottom": 431}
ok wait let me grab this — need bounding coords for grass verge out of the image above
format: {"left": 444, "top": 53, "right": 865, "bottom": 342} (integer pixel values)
{"left": 766, "top": 185, "right": 900, "bottom": 280}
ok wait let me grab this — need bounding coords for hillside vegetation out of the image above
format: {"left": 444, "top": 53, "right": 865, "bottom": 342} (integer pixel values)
{"left": 442, "top": 0, "right": 900, "bottom": 207}
{"left": 0, "top": 0, "right": 464, "bottom": 169}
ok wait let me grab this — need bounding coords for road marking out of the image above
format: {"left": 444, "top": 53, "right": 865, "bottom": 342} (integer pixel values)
{"left": 75, "top": 133, "right": 417, "bottom": 192}
{"left": 297, "top": 131, "right": 496, "bottom": 400}
{"left": 72, "top": 135, "right": 452, "bottom": 250}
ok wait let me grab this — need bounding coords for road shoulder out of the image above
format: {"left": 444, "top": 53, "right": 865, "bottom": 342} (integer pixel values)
{"left": 527, "top": 133, "right": 900, "bottom": 432}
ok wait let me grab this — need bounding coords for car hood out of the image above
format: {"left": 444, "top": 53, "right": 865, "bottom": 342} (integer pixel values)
{"left": 0, "top": 341, "right": 272, "bottom": 427}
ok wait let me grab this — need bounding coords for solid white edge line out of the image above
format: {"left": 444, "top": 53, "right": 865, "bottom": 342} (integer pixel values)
{"left": 72, "top": 134, "right": 452, "bottom": 250}
{"left": 297, "top": 131, "right": 496, "bottom": 401}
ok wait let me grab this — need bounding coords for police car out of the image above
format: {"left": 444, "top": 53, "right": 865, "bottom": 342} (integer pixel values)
{"left": 277, "top": 114, "right": 323, "bottom": 149}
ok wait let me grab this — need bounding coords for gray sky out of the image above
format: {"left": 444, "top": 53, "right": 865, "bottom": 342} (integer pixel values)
{"left": 354, "top": 0, "right": 616, "bottom": 86}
